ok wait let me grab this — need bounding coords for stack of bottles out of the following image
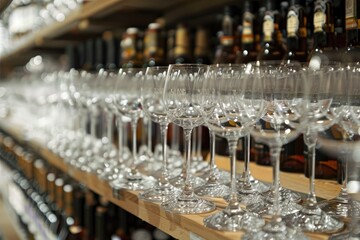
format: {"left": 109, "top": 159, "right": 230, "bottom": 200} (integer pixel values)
{"left": 0, "top": 131, "right": 174, "bottom": 240}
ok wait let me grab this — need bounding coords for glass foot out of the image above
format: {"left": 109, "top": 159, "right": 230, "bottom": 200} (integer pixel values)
{"left": 204, "top": 209, "right": 264, "bottom": 232}
{"left": 242, "top": 220, "right": 308, "bottom": 240}
{"left": 247, "top": 199, "right": 302, "bottom": 217}
{"left": 194, "top": 181, "right": 231, "bottom": 198}
{"left": 262, "top": 187, "right": 302, "bottom": 203}
{"left": 161, "top": 192, "right": 215, "bottom": 214}
{"left": 110, "top": 170, "right": 156, "bottom": 191}
{"left": 224, "top": 192, "right": 265, "bottom": 206}
{"left": 139, "top": 182, "right": 181, "bottom": 203}
{"left": 319, "top": 197, "right": 360, "bottom": 218}
{"left": 170, "top": 174, "right": 205, "bottom": 188}
{"left": 236, "top": 173, "right": 270, "bottom": 193}
{"left": 285, "top": 207, "right": 344, "bottom": 233}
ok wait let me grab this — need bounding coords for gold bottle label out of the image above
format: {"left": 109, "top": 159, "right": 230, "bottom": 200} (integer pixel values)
{"left": 345, "top": 0, "right": 358, "bottom": 30}
{"left": 287, "top": 10, "right": 299, "bottom": 37}
{"left": 263, "top": 14, "right": 274, "bottom": 42}
{"left": 242, "top": 12, "right": 254, "bottom": 44}
{"left": 314, "top": 11, "right": 326, "bottom": 33}
{"left": 144, "top": 30, "right": 158, "bottom": 57}
{"left": 121, "top": 35, "right": 136, "bottom": 60}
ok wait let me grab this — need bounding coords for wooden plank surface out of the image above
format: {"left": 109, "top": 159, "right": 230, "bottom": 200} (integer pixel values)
{"left": 0, "top": 117, "right": 345, "bottom": 240}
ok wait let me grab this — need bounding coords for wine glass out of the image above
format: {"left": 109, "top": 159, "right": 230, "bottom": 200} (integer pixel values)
{"left": 161, "top": 64, "right": 215, "bottom": 214}
{"left": 138, "top": 66, "right": 181, "bottom": 202}
{"left": 318, "top": 63, "right": 360, "bottom": 218}
{"left": 285, "top": 64, "right": 344, "bottom": 233}
{"left": 110, "top": 68, "right": 155, "bottom": 191}
{"left": 243, "top": 62, "right": 307, "bottom": 239}
{"left": 202, "top": 64, "right": 265, "bottom": 231}
{"left": 246, "top": 62, "right": 303, "bottom": 216}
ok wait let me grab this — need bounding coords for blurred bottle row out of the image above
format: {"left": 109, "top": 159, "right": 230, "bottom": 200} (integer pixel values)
{"left": 0, "top": 131, "right": 174, "bottom": 240}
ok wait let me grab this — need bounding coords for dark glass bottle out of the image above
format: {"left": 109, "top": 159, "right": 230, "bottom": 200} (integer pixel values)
{"left": 83, "top": 39, "right": 96, "bottom": 71}
{"left": 214, "top": 6, "right": 236, "bottom": 63}
{"left": 194, "top": 27, "right": 212, "bottom": 64}
{"left": 103, "top": 31, "right": 119, "bottom": 71}
{"left": 257, "top": 0, "right": 287, "bottom": 61}
{"left": 308, "top": 0, "right": 340, "bottom": 64}
{"left": 283, "top": 0, "right": 308, "bottom": 62}
{"left": 144, "top": 23, "right": 166, "bottom": 67}
{"left": 82, "top": 190, "right": 97, "bottom": 240}
{"left": 172, "top": 24, "right": 193, "bottom": 64}
{"left": 235, "top": 0, "right": 258, "bottom": 64}
{"left": 95, "top": 206, "right": 109, "bottom": 240}
{"left": 120, "top": 28, "right": 144, "bottom": 68}
{"left": 342, "top": 0, "right": 360, "bottom": 62}
{"left": 95, "top": 38, "right": 106, "bottom": 71}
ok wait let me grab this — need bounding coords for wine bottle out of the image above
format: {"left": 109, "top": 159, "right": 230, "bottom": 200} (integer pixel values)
{"left": 103, "top": 31, "right": 119, "bottom": 71}
{"left": 257, "top": 0, "right": 286, "bottom": 61}
{"left": 172, "top": 24, "right": 193, "bottom": 64}
{"left": 214, "top": 5, "right": 236, "bottom": 63}
{"left": 194, "top": 26, "right": 212, "bottom": 64}
{"left": 144, "top": 23, "right": 166, "bottom": 67}
{"left": 283, "top": 0, "right": 308, "bottom": 62}
{"left": 308, "top": 0, "right": 340, "bottom": 65}
{"left": 120, "top": 28, "right": 144, "bottom": 68}
{"left": 235, "top": 0, "right": 258, "bottom": 64}
{"left": 342, "top": 0, "right": 360, "bottom": 62}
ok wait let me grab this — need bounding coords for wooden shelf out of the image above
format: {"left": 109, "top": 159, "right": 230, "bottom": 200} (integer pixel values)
{"left": 0, "top": 0, "right": 241, "bottom": 70}
{"left": 0, "top": 115, "right": 347, "bottom": 240}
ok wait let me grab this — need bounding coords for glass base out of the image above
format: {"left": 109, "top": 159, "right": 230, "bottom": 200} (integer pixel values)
{"left": 110, "top": 171, "right": 156, "bottom": 192}
{"left": 139, "top": 182, "right": 181, "bottom": 203}
{"left": 247, "top": 199, "right": 303, "bottom": 217}
{"left": 204, "top": 209, "right": 264, "bottom": 232}
{"left": 194, "top": 181, "right": 231, "bottom": 198}
{"left": 224, "top": 192, "right": 265, "bottom": 206}
{"left": 285, "top": 206, "right": 344, "bottom": 233}
{"left": 262, "top": 187, "right": 302, "bottom": 203}
{"left": 236, "top": 173, "right": 270, "bottom": 193}
{"left": 161, "top": 192, "right": 215, "bottom": 214}
{"left": 242, "top": 220, "right": 308, "bottom": 240}
{"left": 319, "top": 197, "right": 360, "bottom": 218}
{"left": 170, "top": 174, "right": 205, "bottom": 188}
{"left": 198, "top": 168, "right": 231, "bottom": 185}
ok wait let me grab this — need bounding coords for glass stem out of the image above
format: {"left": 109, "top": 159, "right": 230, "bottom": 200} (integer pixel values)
{"left": 147, "top": 119, "right": 152, "bottom": 156}
{"left": 339, "top": 154, "right": 349, "bottom": 200}
{"left": 229, "top": 139, "right": 239, "bottom": 201}
{"left": 171, "top": 123, "right": 180, "bottom": 152}
{"left": 183, "top": 128, "right": 193, "bottom": 195}
{"left": 160, "top": 122, "right": 169, "bottom": 184}
{"left": 107, "top": 111, "right": 113, "bottom": 147}
{"left": 244, "top": 135, "right": 251, "bottom": 187}
{"left": 131, "top": 119, "right": 138, "bottom": 170}
{"left": 270, "top": 146, "right": 282, "bottom": 218}
{"left": 196, "top": 126, "right": 203, "bottom": 160}
{"left": 90, "top": 110, "right": 97, "bottom": 139}
{"left": 227, "top": 139, "right": 242, "bottom": 211}
{"left": 208, "top": 131, "right": 217, "bottom": 182}
{"left": 116, "top": 115, "right": 123, "bottom": 164}
{"left": 305, "top": 131, "right": 318, "bottom": 206}
{"left": 80, "top": 110, "right": 87, "bottom": 136}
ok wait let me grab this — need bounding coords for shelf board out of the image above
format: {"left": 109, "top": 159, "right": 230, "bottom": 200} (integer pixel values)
{"left": 0, "top": 115, "right": 346, "bottom": 240}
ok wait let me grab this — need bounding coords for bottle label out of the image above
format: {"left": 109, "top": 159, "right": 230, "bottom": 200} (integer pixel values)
{"left": 144, "top": 30, "right": 158, "bottom": 57}
{"left": 314, "top": 11, "right": 326, "bottom": 33}
{"left": 242, "top": 11, "right": 254, "bottom": 44}
{"left": 345, "top": 0, "right": 358, "bottom": 30}
{"left": 263, "top": 14, "right": 274, "bottom": 42}
{"left": 287, "top": 10, "right": 299, "bottom": 37}
{"left": 220, "top": 35, "right": 234, "bottom": 46}
{"left": 121, "top": 36, "right": 136, "bottom": 59}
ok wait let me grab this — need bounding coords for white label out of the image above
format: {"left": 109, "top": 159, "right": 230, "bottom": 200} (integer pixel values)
{"left": 345, "top": 0, "right": 355, "bottom": 18}
{"left": 263, "top": 15, "right": 274, "bottom": 41}
{"left": 287, "top": 10, "right": 299, "bottom": 37}
{"left": 314, "top": 11, "right": 326, "bottom": 33}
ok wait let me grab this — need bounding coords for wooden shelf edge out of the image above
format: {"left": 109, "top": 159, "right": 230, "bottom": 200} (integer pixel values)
{"left": 0, "top": 118, "right": 337, "bottom": 240}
